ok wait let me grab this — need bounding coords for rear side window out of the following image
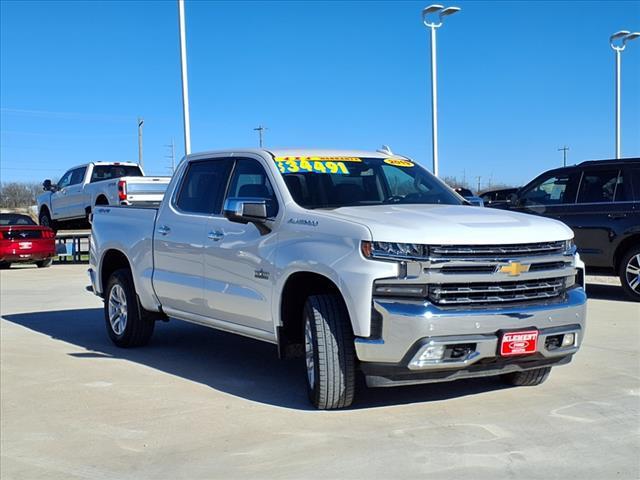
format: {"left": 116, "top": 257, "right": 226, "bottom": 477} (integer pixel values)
{"left": 176, "top": 159, "right": 232, "bottom": 214}
{"left": 90, "top": 165, "right": 143, "bottom": 182}
{"left": 227, "top": 159, "right": 279, "bottom": 217}
{"left": 521, "top": 172, "right": 580, "bottom": 205}
{"left": 577, "top": 169, "right": 624, "bottom": 203}
{"left": 630, "top": 167, "right": 640, "bottom": 201}
{"left": 70, "top": 167, "right": 87, "bottom": 185}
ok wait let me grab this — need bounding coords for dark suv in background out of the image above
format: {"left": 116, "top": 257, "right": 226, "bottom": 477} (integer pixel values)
{"left": 499, "top": 158, "right": 640, "bottom": 301}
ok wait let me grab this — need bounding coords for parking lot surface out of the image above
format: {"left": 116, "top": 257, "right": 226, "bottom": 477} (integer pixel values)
{"left": 1, "top": 265, "right": 639, "bottom": 480}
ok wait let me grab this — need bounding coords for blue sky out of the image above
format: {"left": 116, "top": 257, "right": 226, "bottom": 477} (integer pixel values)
{"left": 1, "top": 0, "right": 639, "bottom": 189}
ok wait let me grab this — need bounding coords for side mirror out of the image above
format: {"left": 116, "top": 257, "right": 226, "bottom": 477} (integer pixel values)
{"left": 467, "top": 197, "right": 484, "bottom": 207}
{"left": 223, "top": 197, "right": 270, "bottom": 233}
{"left": 43, "top": 179, "right": 53, "bottom": 191}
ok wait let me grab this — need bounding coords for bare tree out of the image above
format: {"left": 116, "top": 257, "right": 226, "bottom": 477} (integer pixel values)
{"left": 0, "top": 182, "right": 42, "bottom": 209}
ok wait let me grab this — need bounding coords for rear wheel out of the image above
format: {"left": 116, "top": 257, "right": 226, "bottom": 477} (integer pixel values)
{"left": 0, "top": 262, "right": 11, "bottom": 269}
{"left": 619, "top": 246, "right": 640, "bottom": 302}
{"left": 303, "top": 294, "right": 356, "bottom": 409}
{"left": 39, "top": 210, "right": 57, "bottom": 232}
{"left": 501, "top": 367, "right": 551, "bottom": 386}
{"left": 36, "top": 258, "right": 53, "bottom": 268}
{"left": 104, "top": 268, "right": 155, "bottom": 347}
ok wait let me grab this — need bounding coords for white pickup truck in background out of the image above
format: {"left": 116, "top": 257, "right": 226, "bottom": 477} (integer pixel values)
{"left": 37, "top": 162, "right": 170, "bottom": 229}
{"left": 89, "top": 148, "right": 587, "bottom": 409}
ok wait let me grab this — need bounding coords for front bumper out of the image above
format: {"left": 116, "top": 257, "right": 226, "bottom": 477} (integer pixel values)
{"left": 355, "top": 287, "right": 587, "bottom": 386}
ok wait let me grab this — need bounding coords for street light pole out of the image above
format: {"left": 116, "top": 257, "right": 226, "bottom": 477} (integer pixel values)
{"left": 178, "top": 0, "right": 191, "bottom": 156}
{"left": 137, "top": 117, "right": 144, "bottom": 169}
{"left": 422, "top": 5, "right": 460, "bottom": 177}
{"left": 609, "top": 30, "right": 640, "bottom": 159}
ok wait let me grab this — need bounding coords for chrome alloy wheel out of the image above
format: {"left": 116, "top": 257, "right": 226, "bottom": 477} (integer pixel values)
{"left": 625, "top": 253, "right": 640, "bottom": 294}
{"left": 108, "top": 284, "right": 128, "bottom": 335}
{"left": 304, "top": 318, "right": 315, "bottom": 388}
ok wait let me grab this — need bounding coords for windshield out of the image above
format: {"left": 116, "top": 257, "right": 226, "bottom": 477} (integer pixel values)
{"left": 274, "top": 156, "right": 462, "bottom": 209}
{"left": 0, "top": 213, "right": 37, "bottom": 226}
{"left": 90, "top": 165, "right": 143, "bottom": 183}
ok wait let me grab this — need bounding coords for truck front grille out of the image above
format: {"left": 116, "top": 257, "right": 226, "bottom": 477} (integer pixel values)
{"left": 428, "top": 277, "right": 566, "bottom": 306}
{"left": 430, "top": 241, "right": 566, "bottom": 258}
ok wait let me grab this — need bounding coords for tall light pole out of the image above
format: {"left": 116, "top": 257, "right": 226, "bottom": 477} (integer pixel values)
{"left": 422, "top": 4, "right": 460, "bottom": 177}
{"left": 137, "top": 117, "right": 144, "bottom": 168}
{"left": 178, "top": 0, "right": 191, "bottom": 155}
{"left": 610, "top": 30, "right": 640, "bottom": 159}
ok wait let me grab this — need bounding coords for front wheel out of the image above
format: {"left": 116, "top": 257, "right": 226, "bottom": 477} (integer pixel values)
{"left": 104, "top": 268, "right": 155, "bottom": 347}
{"left": 619, "top": 246, "right": 640, "bottom": 302}
{"left": 39, "top": 210, "right": 57, "bottom": 232}
{"left": 501, "top": 367, "right": 551, "bottom": 386}
{"left": 303, "top": 294, "right": 356, "bottom": 409}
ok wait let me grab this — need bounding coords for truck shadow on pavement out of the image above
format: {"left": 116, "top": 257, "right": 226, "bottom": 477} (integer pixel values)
{"left": 3, "top": 308, "right": 510, "bottom": 411}
{"left": 585, "top": 283, "right": 632, "bottom": 302}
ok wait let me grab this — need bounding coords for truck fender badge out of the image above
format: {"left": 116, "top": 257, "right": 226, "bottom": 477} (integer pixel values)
{"left": 254, "top": 269, "right": 270, "bottom": 280}
{"left": 288, "top": 218, "right": 318, "bottom": 227}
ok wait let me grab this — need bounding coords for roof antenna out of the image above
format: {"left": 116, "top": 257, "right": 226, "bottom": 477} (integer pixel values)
{"left": 377, "top": 145, "right": 393, "bottom": 156}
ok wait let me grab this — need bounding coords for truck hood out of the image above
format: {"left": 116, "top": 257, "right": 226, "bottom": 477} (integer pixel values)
{"left": 321, "top": 204, "right": 573, "bottom": 244}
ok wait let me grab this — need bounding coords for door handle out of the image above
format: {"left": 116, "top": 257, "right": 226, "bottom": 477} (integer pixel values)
{"left": 157, "top": 225, "right": 171, "bottom": 236}
{"left": 607, "top": 213, "right": 627, "bottom": 219}
{"left": 208, "top": 230, "right": 224, "bottom": 241}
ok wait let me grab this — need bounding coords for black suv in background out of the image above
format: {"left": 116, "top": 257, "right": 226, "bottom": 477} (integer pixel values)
{"left": 499, "top": 158, "right": 640, "bottom": 301}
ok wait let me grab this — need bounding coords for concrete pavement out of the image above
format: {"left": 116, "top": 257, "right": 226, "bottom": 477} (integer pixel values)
{"left": 1, "top": 265, "right": 639, "bottom": 479}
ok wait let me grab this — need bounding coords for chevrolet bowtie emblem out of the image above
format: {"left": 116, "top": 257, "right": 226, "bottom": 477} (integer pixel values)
{"left": 499, "top": 262, "right": 530, "bottom": 276}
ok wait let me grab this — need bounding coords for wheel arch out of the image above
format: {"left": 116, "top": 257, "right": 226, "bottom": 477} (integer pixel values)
{"left": 277, "top": 271, "right": 349, "bottom": 358}
{"left": 99, "top": 249, "right": 132, "bottom": 298}
{"left": 613, "top": 234, "right": 640, "bottom": 271}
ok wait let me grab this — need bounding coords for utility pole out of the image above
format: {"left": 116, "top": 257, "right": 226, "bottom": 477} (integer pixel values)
{"left": 254, "top": 125, "right": 267, "bottom": 148}
{"left": 558, "top": 146, "right": 569, "bottom": 167}
{"left": 476, "top": 176, "right": 481, "bottom": 193}
{"left": 165, "top": 138, "right": 176, "bottom": 173}
{"left": 137, "top": 117, "right": 144, "bottom": 169}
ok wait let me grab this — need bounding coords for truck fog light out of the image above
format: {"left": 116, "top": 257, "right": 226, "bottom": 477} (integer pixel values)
{"left": 562, "top": 333, "right": 576, "bottom": 347}
{"left": 418, "top": 344, "right": 445, "bottom": 362}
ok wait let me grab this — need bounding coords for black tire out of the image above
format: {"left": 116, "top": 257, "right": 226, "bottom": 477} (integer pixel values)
{"left": 303, "top": 294, "right": 356, "bottom": 409}
{"left": 39, "top": 209, "right": 57, "bottom": 232}
{"left": 104, "top": 268, "right": 155, "bottom": 347}
{"left": 501, "top": 367, "right": 552, "bottom": 386}
{"left": 0, "top": 262, "right": 11, "bottom": 269}
{"left": 618, "top": 246, "right": 640, "bottom": 302}
{"left": 36, "top": 258, "right": 53, "bottom": 268}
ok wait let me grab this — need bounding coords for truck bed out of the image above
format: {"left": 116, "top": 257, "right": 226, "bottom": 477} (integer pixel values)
{"left": 91, "top": 205, "right": 159, "bottom": 310}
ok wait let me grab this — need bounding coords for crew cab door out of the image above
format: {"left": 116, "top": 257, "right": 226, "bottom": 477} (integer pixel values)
{"left": 202, "top": 157, "right": 280, "bottom": 333}
{"left": 65, "top": 166, "right": 88, "bottom": 218}
{"left": 50, "top": 168, "right": 74, "bottom": 219}
{"left": 152, "top": 158, "right": 233, "bottom": 316}
{"left": 568, "top": 166, "right": 636, "bottom": 268}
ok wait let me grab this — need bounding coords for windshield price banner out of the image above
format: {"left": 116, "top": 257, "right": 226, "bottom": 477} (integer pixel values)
{"left": 274, "top": 156, "right": 360, "bottom": 175}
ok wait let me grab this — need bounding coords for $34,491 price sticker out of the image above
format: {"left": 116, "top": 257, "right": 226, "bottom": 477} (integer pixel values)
{"left": 275, "top": 158, "right": 350, "bottom": 175}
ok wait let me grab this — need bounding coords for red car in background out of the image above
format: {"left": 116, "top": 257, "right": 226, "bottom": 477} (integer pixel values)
{"left": 0, "top": 213, "right": 56, "bottom": 269}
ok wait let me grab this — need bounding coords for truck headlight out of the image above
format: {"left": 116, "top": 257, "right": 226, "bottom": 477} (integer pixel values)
{"left": 361, "top": 241, "right": 428, "bottom": 260}
{"left": 564, "top": 239, "right": 575, "bottom": 254}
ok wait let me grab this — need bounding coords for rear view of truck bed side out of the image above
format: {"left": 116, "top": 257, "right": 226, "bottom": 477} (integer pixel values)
{"left": 89, "top": 206, "right": 161, "bottom": 314}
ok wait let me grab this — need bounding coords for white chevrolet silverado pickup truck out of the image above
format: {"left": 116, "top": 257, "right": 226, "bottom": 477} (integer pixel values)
{"left": 37, "top": 162, "right": 170, "bottom": 229}
{"left": 89, "top": 149, "right": 587, "bottom": 409}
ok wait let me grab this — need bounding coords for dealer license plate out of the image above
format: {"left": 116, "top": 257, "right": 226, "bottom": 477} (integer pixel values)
{"left": 18, "top": 242, "right": 32, "bottom": 250}
{"left": 500, "top": 330, "right": 538, "bottom": 356}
